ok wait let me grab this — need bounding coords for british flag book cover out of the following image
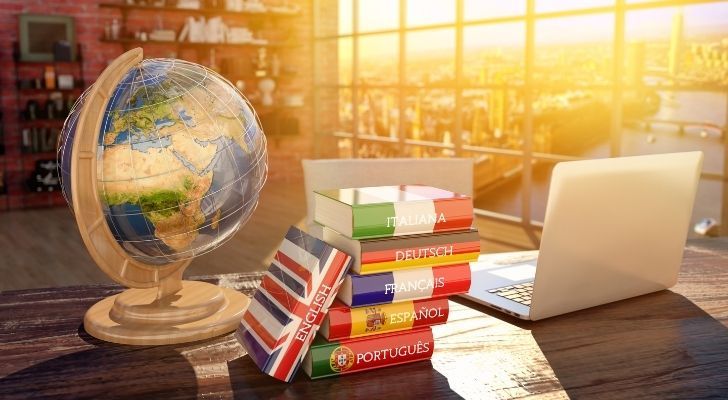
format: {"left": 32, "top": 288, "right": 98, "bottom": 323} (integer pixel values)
{"left": 319, "top": 297, "right": 449, "bottom": 340}
{"left": 301, "top": 327, "right": 434, "bottom": 379}
{"left": 235, "top": 226, "right": 354, "bottom": 382}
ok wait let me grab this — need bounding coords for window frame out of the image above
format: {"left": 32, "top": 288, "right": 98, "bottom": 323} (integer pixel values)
{"left": 312, "top": 0, "right": 728, "bottom": 231}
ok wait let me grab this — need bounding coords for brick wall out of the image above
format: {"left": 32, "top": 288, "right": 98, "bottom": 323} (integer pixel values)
{"left": 0, "top": 0, "right": 313, "bottom": 211}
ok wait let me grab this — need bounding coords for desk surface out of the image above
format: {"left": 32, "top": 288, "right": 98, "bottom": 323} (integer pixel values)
{"left": 1, "top": 239, "right": 727, "bottom": 399}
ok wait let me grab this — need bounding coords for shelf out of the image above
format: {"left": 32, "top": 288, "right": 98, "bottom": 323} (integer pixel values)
{"left": 14, "top": 59, "right": 82, "bottom": 65}
{"left": 4, "top": 45, "right": 83, "bottom": 212}
{"left": 19, "top": 119, "right": 65, "bottom": 124}
{"left": 20, "top": 151, "right": 57, "bottom": 158}
{"left": 226, "top": 72, "right": 297, "bottom": 81}
{"left": 101, "top": 37, "right": 296, "bottom": 49}
{"left": 23, "top": 188, "right": 61, "bottom": 196}
{"left": 17, "top": 87, "right": 84, "bottom": 94}
{"left": 98, "top": 2, "right": 301, "bottom": 18}
{"left": 25, "top": 189, "right": 63, "bottom": 196}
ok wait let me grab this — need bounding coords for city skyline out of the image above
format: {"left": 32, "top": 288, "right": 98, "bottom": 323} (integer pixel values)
{"left": 315, "top": 0, "right": 728, "bottom": 226}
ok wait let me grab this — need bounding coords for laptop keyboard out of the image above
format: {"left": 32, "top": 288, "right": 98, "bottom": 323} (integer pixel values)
{"left": 488, "top": 282, "right": 534, "bottom": 306}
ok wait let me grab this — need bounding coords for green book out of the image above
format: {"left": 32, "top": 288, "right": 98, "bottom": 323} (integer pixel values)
{"left": 313, "top": 185, "right": 473, "bottom": 239}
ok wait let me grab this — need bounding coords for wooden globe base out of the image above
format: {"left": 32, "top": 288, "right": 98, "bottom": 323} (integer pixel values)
{"left": 84, "top": 281, "right": 250, "bottom": 345}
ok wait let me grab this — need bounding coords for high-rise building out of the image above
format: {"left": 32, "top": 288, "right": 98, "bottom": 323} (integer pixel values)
{"left": 626, "top": 41, "right": 646, "bottom": 86}
{"left": 668, "top": 9, "right": 684, "bottom": 79}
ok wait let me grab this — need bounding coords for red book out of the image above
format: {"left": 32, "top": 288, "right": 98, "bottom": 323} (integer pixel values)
{"left": 301, "top": 327, "right": 434, "bottom": 379}
{"left": 319, "top": 297, "right": 449, "bottom": 340}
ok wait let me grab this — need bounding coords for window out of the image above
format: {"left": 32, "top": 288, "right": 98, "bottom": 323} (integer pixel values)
{"left": 313, "top": 0, "right": 728, "bottom": 233}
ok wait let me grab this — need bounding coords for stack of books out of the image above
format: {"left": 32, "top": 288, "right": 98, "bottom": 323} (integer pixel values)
{"left": 301, "top": 185, "right": 480, "bottom": 379}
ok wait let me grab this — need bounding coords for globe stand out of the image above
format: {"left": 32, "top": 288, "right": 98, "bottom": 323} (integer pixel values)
{"left": 66, "top": 48, "right": 253, "bottom": 346}
{"left": 84, "top": 281, "right": 250, "bottom": 346}
{"left": 84, "top": 266, "right": 250, "bottom": 345}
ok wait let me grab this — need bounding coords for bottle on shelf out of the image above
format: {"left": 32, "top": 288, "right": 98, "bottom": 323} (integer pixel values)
{"left": 111, "top": 19, "right": 121, "bottom": 40}
{"left": 271, "top": 53, "right": 280, "bottom": 78}
{"left": 25, "top": 100, "right": 40, "bottom": 121}
{"left": 254, "top": 48, "right": 268, "bottom": 77}
{"left": 44, "top": 66, "right": 56, "bottom": 90}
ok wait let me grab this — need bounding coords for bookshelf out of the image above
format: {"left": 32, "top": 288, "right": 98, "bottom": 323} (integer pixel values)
{"left": 99, "top": 0, "right": 301, "bottom": 60}
{"left": 99, "top": 1, "right": 302, "bottom": 88}
{"left": 100, "top": 37, "right": 297, "bottom": 50}
{"left": 0, "top": 1, "right": 306, "bottom": 213}
{"left": 0, "top": 48, "right": 84, "bottom": 211}
{"left": 98, "top": 2, "right": 300, "bottom": 18}
{"left": 98, "top": 1, "right": 305, "bottom": 140}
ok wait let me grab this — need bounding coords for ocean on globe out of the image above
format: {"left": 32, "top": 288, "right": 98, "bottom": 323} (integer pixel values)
{"left": 58, "top": 59, "right": 267, "bottom": 265}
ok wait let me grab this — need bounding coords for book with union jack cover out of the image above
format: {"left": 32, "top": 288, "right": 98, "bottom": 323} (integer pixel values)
{"left": 234, "top": 226, "right": 354, "bottom": 382}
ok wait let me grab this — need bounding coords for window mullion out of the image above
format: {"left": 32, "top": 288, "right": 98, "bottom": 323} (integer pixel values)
{"left": 398, "top": 0, "right": 407, "bottom": 155}
{"left": 454, "top": 0, "right": 464, "bottom": 157}
{"left": 611, "top": 0, "right": 626, "bottom": 157}
{"left": 352, "top": 0, "right": 359, "bottom": 156}
{"left": 522, "top": 0, "right": 535, "bottom": 228}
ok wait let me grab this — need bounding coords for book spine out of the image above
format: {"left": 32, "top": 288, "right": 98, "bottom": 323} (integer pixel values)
{"left": 358, "top": 240, "right": 480, "bottom": 274}
{"left": 305, "top": 328, "right": 434, "bottom": 379}
{"left": 347, "top": 263, "right": 471, "bottom": 307}
{"left": 351, "top": 198, "right": 473, "bottom": 239}
{"left": 324, "top": 297, "right": 449, "bottom": 340}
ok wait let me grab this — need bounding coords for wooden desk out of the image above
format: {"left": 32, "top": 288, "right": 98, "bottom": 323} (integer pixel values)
{"left": 1, "top": 239, "right": 727, "bottom": 399}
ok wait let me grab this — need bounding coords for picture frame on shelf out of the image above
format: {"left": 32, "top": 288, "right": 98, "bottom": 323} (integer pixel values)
{"left": 18, "top": 14, "right": 76, "bottom": 62}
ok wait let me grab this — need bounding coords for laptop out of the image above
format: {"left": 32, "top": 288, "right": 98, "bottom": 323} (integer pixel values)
{"left": 462, "top": 151, "right": 704, "bottom": 320}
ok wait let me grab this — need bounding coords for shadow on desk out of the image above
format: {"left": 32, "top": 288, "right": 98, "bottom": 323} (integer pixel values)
{"left": 227, "top": 356, "right": 463, "bottom": 399}
{"left": 0, "top": 329, "right": 198, "bottom": 399}
{"left": 457, "top": 290, "right": 728, "bottom": 399}
{"left": 0, "top": 323, "right": 462, "bottom": 399}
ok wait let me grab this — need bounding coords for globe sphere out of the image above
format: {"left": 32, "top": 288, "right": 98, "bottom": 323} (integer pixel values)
{"left": 58, "top": 58, "right": 267, "bottom": 266}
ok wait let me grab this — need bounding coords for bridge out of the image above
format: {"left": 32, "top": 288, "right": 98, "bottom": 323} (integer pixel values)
{"left": 632, "top": 118, "right": 726, "bottom": 138}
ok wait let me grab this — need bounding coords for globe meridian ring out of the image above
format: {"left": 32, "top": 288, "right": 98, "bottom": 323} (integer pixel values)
{"left": 67, "top": 48, "right": 191, "bottom": 288}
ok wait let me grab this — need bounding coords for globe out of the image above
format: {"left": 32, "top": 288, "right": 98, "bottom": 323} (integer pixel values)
{"left": 58, "top": 57, "right": 267, "bottom": 266}
{"left": 57, "top": 49, "right": 260, "bottom": 345}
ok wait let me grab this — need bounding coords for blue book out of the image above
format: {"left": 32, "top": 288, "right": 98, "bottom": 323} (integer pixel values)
{"left": 335, "top": 263, "right": 471, "bottom": 307}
